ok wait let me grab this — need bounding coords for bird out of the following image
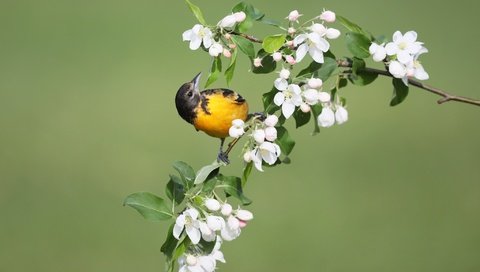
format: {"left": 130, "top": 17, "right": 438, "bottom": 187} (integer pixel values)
{"left": 175, "top": 73, "right": 249, "bottom": 163}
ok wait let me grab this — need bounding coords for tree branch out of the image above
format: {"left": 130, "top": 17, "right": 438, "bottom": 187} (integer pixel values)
{"left": 337, "top": 60, "right": 480, "bottom": 106}
{"left": 229, "top": 31, "right": 480, "bottom": 107}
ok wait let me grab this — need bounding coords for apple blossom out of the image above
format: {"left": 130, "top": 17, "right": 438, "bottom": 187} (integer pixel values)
{"left": 209, "top": 42, "right": 223, "bottom": 57}
{"left": 300, "top": 103, "right": 311, "bottom": 113}
{"left": 253, "top": 57, "right": 262, "bottom": 67}
{"left": 264, "top": 115, "right": 278, "bottom": 127}
{"left": 369, "top": 42, "right": 387, "bottom": 62}
{"left": 182, "top": 24, "right": 214, "bottom": 50}
{"left": 325, "top": 28, "right": 341, "bottom": 39}
{"left": 385, "top": 31, "right": 423, "bottom": 64}
{"left": 308, "top": 77, "right": 323, "bottom": 89}
{"left": 285, "top": 54, "right": 296, "bottom": 65}
{"left": 335, "top": 106, "right": 348, "bottom": 124}
{"left": 221, "top": 203, "right": 233, "bottom": 217}
{"left": 279, "top": 68, "right": 290, "bottom": 79}
{"left": 272, "top": 51, "right": 283, "bottom": 61}
{"left": 253, "top": 129, "right": 266, "bottom": 144}
{"left": 234, "top": 11, "right": 246, "bottom": 23}
{"left": 218, "top": 14, "right": 237, "bottom": 28}
{"left": 294, "top": 32, "right": 330, "bottom": 63}
{"left": 205, "top": 198, "right": 221, "bottom": 211}
{"left": 287, "top": 10, "right": 302, "bottom": 22}
{"left": 273, "top": 78, "right": 303, "bottom": 118}
{"left": 228, "top": 119, "right": 245, "bottom": 138}
{"left": 173, "top": 208, "right": 201, "bottom": 244}
{"left": 264, "top": 126, "right": 277, "bottom": 142}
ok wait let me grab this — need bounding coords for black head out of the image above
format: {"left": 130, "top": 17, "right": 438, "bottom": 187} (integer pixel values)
{"left": 175, "top": 73, "right": 202, "bottom": 124}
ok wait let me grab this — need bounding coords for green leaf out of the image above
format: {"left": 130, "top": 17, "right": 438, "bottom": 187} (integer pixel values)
{"left": 185, "top": 0, "right": 207, "bottom": 25}
{"left": 123, "top": 192, "right": 172, "bottom": 221}
{"left": 218, "top": 175, "right": 252, "bottom": 205}
{"left": 260, "top": 17, "right": 281, "bottom": 27}
{"left": 296, "top": 51, "right": 337, "bottom": 80}
{"left": 161, "top": 223, "right": 178, "bottom": 259}
{"left": 205, "top": 57, "right": 222, "bottom": 88}
{"left": 338, "top": 78, "right": 348, "bottom": 89}
{"left": 165, "top": 175, "right": 185, "bottom": 205}
{"left": 351, "top": 58, "right": 365, "bottom": 75}
{"left": 349, "top": 72, "right": 378, "bottom": 86}
{"left": 293, "top": 109, "right": 311, "bottom": 128}
{"left": 337, "top": 15, "right": 370, "bottom": 38}
{"left": 252, "top": 49, "right": 277, "bottom": 74}
{"left": 225, "top": 49, "right": 237, "bottom": 86}
{"left": 390, "top": 78, "right": 409, "bottom": 106}
{"left": 232, "top": 2, "right": 264, "bottom": 20}
{"left": 310, "top": 104, "right": 323, "bottom": 135}
{"left": 262, "top": 87, "right": 280, "bottom": 114}
{"left": 262, "top": 34, "right": 286, "bottom": 53}
{"left": 198, "top": 239, "right": 216, "bottom": 254}
{"left": 230, "top": 35, "right": 255, "bottom": 59}
{"left": 201, "top": 177, "right": 218, "bottom": 194}
{"left": 276, "top": 126, "right": 295, "bottom": 156}
{"left": 172, "top": 161, "right": 195, "bottom": 189}
{"left": 241, "top": 161, "right": 253, "bottom": 187}
{"left": 345, "top": 32, "right": 371, "bottom": 59}
{"left": 194, "top": 161, "right": 221, "bottom": 184}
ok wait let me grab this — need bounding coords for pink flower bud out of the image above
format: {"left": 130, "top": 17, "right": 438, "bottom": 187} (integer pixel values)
{"left": 264, "top": 126, "right": 277, "bottom": 142}
{"left": 238, "top": 220, "right": 248, "bottom": 228}
{"left": 320, "top": 10, "right": 336, "bottom": 23}
{"left": 287, "top": 10, "right": 302, "bottom": 22}
{"left": 285, "top": 55, "right": 296, "bottom": 65}
{"left": 224, "top": 33, "right": 231, "bottom": 40}
{"left": 205, "top": 198, "right": 221, "bottom": 211}
{"left": 288, "top": 27, "right": 296, "bottom": 35}
{"left": 286, "top": 40, "right": 294, "bottom": 48}
{"left": 229, "top": 43, "right": 236, "bottom": 49}
{"left": 272, "top": 52, "right": 283, "bottom": 62}
{"left": 253, "top": 57, "right": 262, "bottom": 67}
{"left": 236, "top": 209, "right": 253, "bottom": 221}
{"left": 243, "top": 151, "right": 252, "bottom": 163}
{"left": 186, "top": 255, "right": 197, "bottom": 266}
{"left": 279, "top": 68, "right": 290, "bottom": 79}
{"left": 253, "top": 129, "right": 265, "bottom": 144}
{"left": 234, "top": 11, "right": 246, "bottom": 23}
{"left": 223, "top": 49, "right": 232, "bottom": 58}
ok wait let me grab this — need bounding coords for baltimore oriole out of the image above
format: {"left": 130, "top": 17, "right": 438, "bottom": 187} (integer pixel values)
{"left": 175, "top": 73, "right": 249, "bottom": 163}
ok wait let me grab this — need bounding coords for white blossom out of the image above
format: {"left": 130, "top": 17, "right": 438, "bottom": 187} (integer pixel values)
{"left": 253, "top": 129, "right": 266, "bottom": 144}
{"left": 317, "top": 106, "right": 335, "bottom": 128}
{"left": 173, "top": 208, "right": 201, "bottom": 244}
{"left": 236, "top": 209, "right": 253, "bottom": 221}
{"left": 253, "top": 57, "right": 262, "bottom": 67}
{"left": 294, "top": 32, "right": 330, "bottom": 63}
{"left": 308, "top": 77, "right": 323, "bottom": 89}
{"left": 206, "top": 216, "right": 225, "bottom": 232}
{"left": 228, "top": 119, "right": 245, "bottom": 138}
{"left": 199, "top": 221, "right": 216, "bottom": 242}
{"left": 303, "top": 88, "right": 321, "bottom": 105}
{"left": 273, "top": 79, "right": 303, "bottom": 119}
{"left": 279, "top": 68, "right": 290, "bottom": 79}
{"left": 318, "top": 92, "right": 331, "bottom": 103}
{"left": 335, "top": 106, "right": 348, "bottom": 125}
{"left": 208, "top": 42, "right": 223, "bottom": 57}
{"left": 178, "top": 254, "right": 216, "bottom": 272}
{"left": 218, "top": 14, "right": 237, "bottom": 28}
{"left": 319, "top": 10, "right": 336, "bottom": 23}
{"left": 389, "top": 60, "right": 407, "bottom": 79}
{"left": 182, "top": 24, "right": 214, "bottom": 50}
{"left": 205, "top": 198, "right": 221, "bottom": 211}
{"left": 221, "top": 203, "right": 233, "bottom": 217}
{"left": 325, "top": 28, "right": 341, "bottom": 39}
{"left": 369, "top": 42, "right": 387, "bottom": 62}
{"left": 285, "top": 55, "right": 296, "bottom": 65}
{"left": 385, "top": 31, "right": 423, "bottom": 64}
{"left": 234, "top": 11, "right": 246, "bottom": 23}
{"left": 264, "top": 126, "right": 277, "bottom": 142}
{"left": 300, "top": 103, "right": 311, "bottom": 113}
{"left": 264, "top": 115, "right": 278, "bottom": 127}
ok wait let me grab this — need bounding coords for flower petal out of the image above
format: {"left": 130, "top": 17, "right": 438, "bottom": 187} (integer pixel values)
{"left": 282, "top": 101, "right": 296, "bottom": 119}
{"left": 404, "top": 31, "right": 417, "bottom": 43}
{"left": 293, "top": 34, "right": 307, "bottom": 46}
{"left": 274, "top": 78, "right": 288, "bottom": 91}
{"left": 392, "top": 31, "right": 402, "bottom": 42}
{"left": 186, "top": 225, "right": 201, "bottom": 244}
{"left": 397, "top": 50, "right": 413, "bottom": 65}
{"left": 384, "top": 42, "right": 397, "bottom": 56}
{"left": 295, "top": 44, "right": 308, "bottom": 62}
{"left": 173, "top": 223, "right": 184, "bottom": 239}
{"left": 273, "top": 92, "right": 285, "bottom": 106}
{"left": 309, "top": 47, "right": 324, "bottom": 63}
{"left": 182, "top": 29, "right": 192, "bottom": 41}
{"left": 189, "top": 36, "right": 202, "bottom": 50}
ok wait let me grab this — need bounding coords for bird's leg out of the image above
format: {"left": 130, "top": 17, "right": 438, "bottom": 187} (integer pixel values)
{"left": 217, "top": 138, "right": 230, "bottom": 164}
{"left": 247, "top": 112, "right": 266, "bottom": 121}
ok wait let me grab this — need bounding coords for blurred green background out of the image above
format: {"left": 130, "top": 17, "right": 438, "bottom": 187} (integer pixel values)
{"left": 1, "top": 0, "right": 479, "bottom": 271}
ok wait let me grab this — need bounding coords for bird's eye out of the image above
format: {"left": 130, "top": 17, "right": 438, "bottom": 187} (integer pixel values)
{"left": 187, "top": 91, "right": 193, "bottom": 97}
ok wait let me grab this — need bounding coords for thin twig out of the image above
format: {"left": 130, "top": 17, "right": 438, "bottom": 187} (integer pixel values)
{"left": 337, "top": 60, "right": 480, "bottom": 106}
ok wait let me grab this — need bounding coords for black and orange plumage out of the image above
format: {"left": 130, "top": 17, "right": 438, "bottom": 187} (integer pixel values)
{"left": 175, "top": 73, "right": 249, "bottom": 163}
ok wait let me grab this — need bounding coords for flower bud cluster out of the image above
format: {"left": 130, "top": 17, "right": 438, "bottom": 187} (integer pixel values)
{"left": 369, "top": 31, "right": 429, "bottom": 85}
{"left": 174, "top": 198, "right": 253, "bottom": 272}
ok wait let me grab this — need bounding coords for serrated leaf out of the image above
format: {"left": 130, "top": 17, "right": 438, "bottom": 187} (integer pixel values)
{"left": 225, "top": 49, "right": 237, "bottom": 86}
{"left": 276, "top": 126, "right": 295, "bottom": 156}
{"left": 390, "top": 78, "right": 409, "bottom": 106}
{"left": 124, "top": 192, "right": 172, "bottom": 221}
{"left": 161, "top": 223, "right": 178, "bottom": 259}
{"left": 185, "top": 0, "right": 207, "bottom": 25}
{"left": 252, "top": 49, "right": 277, "bottom": 74}
{"left": 205, "top": 57, "right": 222, "bottom": 88}
{"left": 172, "top": 161, "right": 195, "bottom": 189}
{"left": 218, "top": 175, "right": 252, "bottom": 205}
{"left": 310, "top": 104, "right": 323, "bottom": 135}
{"left": 345, "top": 32, "right": 371, "bottom": 59}
{"left": 262, "top": 34, "right": 286, "bottom": 53}
{"left": 194, "top": 161, "right": 221, "bottom": 184}
{"left": 293, "top": 109, "right": 311, "bottom": 128}
{"left": 165, "top": 175, "right": 185, "bottom": 205}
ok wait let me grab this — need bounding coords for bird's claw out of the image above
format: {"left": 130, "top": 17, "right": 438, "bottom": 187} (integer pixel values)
{"left": 217, "top": 152, "right": 230, "bottom": 165}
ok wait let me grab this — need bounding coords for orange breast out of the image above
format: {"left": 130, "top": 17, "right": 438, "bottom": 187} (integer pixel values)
{"left": 193, "top": 91, "right": 248, "bottom": 138}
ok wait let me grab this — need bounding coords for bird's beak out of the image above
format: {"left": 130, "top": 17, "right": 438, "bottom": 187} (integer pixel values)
{"left": 191, "top": 72, "right": 201, "bottom": 93}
